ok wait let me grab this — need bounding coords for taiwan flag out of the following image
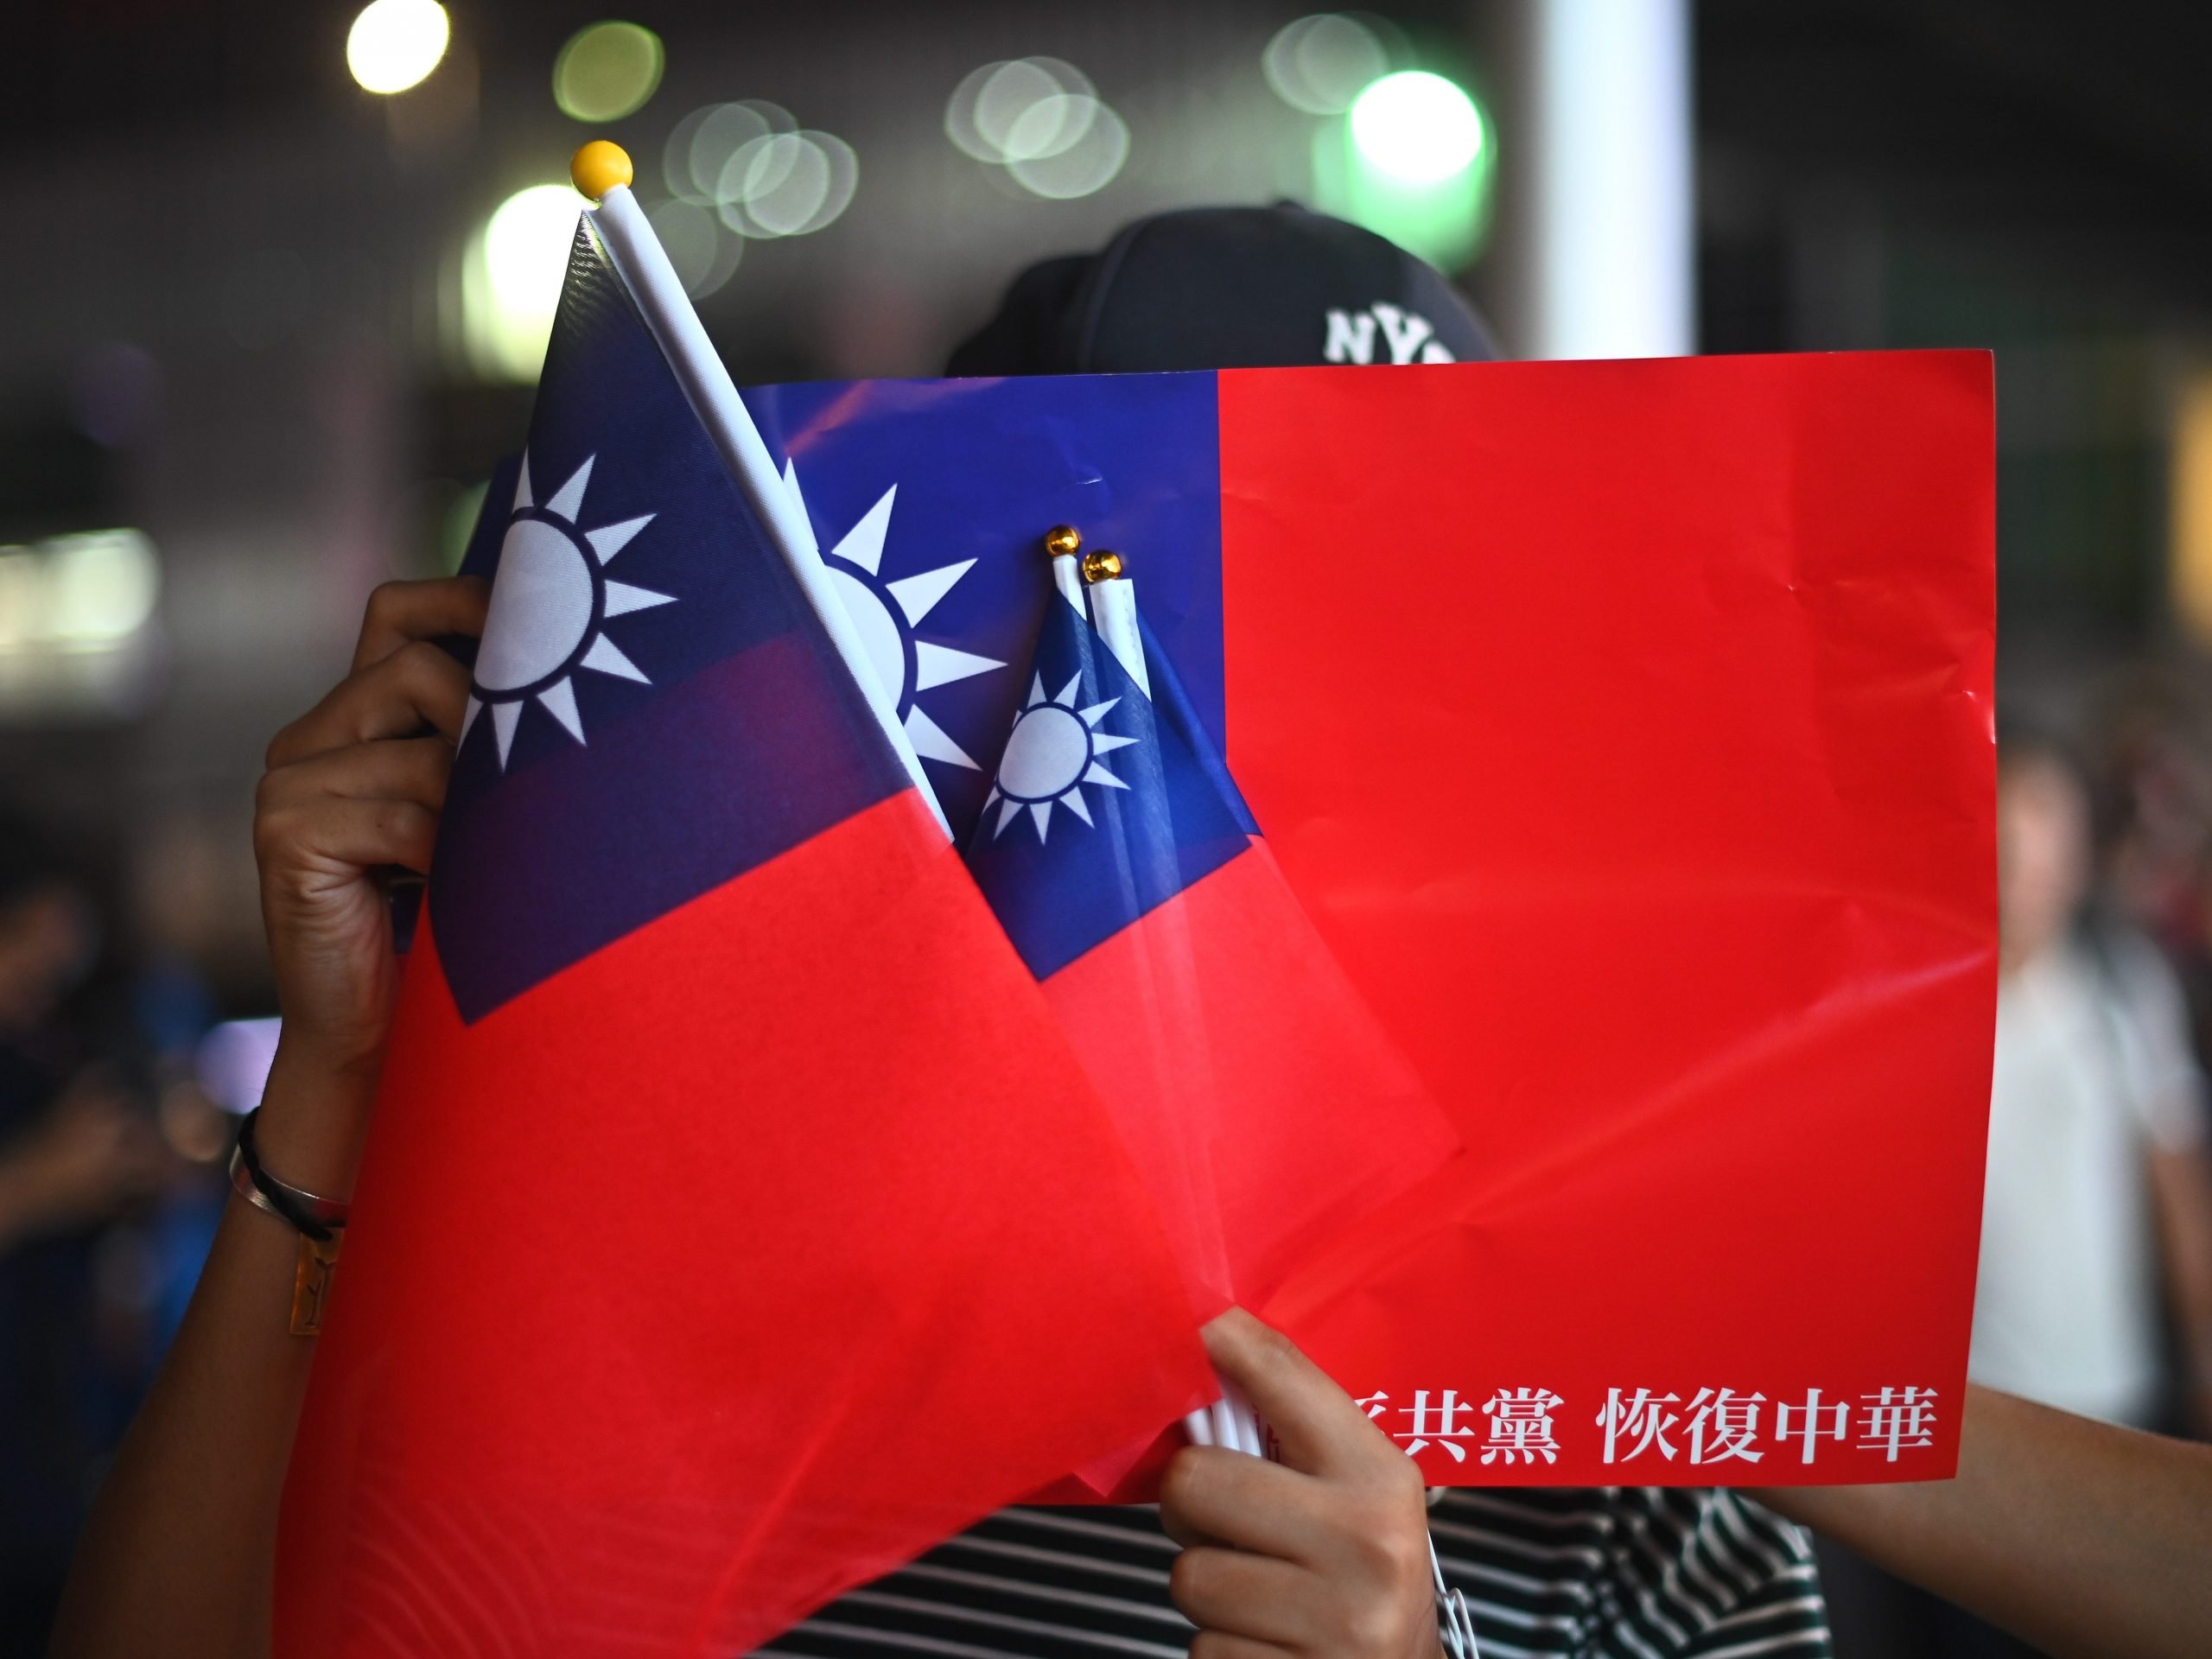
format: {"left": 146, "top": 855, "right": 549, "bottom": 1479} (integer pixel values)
{"left": 963, "top": 573, "right": 1457, "bottom": 1320}
{"left": 745, "top": 351, "right": 1996, "bottom": 1488}
{"left": 273, "top": 213, "right": 1211, "bottom": 1657}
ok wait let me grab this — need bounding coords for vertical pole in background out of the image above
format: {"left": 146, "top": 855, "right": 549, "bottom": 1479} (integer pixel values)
{"left": 1486, "top": 0, "right": 1695, "bottom": 359}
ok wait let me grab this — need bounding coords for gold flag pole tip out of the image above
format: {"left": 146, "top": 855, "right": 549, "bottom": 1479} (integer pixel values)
{"left": 1080, "top": 549, "right": 1125, "bottom": 584}
{"left": 571, "top": 140, "right": 634, "bottom": 201}
{"left": 1044, "top": 524, "right": 1083, "bottom": 557}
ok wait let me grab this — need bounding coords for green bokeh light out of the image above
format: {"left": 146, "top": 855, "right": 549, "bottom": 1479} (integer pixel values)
{"left": 553, "top": 22, "right": 665, "bottom": 125}
{"left": 1349, "top": 71, "right": 1484, "bottom": 182}
{"left": 1319, "top": 70, "right": 1494, "bottom": 272}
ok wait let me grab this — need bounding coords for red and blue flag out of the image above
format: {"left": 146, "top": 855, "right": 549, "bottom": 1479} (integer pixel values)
{"left": 963, "top": 580, "right": 1454, "bottom": 1322}
{"left": 275, "top": 216, "right": 1211, "bottom": 1657}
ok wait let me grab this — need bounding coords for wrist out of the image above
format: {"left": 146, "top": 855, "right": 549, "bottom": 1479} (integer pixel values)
{"left": 251, "top": 1042, "right": 382, "bottom": 1200}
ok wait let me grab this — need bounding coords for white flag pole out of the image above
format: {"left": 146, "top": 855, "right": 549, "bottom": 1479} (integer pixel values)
{"left": 1071, "top": 541, "right": 1270, "bottom": 1461}
{"left": 1084, "top": 543, "right": 1474, "bottom": 1654}
{"left": 1049, "top": 531, "right": 1234, "bottom": 1453}
{"left": 1082, "top": 569, "right": 1149, "bottom": 701}
{"left": 569, "top": 143, "right": 950, "bottom": 838}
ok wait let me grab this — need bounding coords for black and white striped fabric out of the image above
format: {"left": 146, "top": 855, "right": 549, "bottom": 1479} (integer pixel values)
{"left": 756, "top": 1491, "right": 1829, "bottom": 1658}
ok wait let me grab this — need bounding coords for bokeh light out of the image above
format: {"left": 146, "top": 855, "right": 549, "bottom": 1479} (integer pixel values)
{"left": 1349, "top": 70, "right": 1485, "bottom": 182}
{"left": 46, "top": 531, "right": 161, "bottom": 644}
{"left": 1310, "top": 69, "right": 1493, "bottom": 271}
{"left": 0, "top": 531, "right": 161, "bottom": 652}
{"left": 196, "top": 1018, "right": 283, "bottom": 1116}
{"left": 1010, "top": 105, "right": 1129, "bottom": 199}
{"left": 646, "top": 198, "right": 742, "bottom": 297}
{"left": 1002, "top": 92, "right": 1098, "bottom": 162}
{"left": 346, "top": 0, "right": 450, "bottom": 96}
{"left": 462, "top": 183, "right": 581, "bottom": 381}
{"left": 0, "top": 550, "right": 35, "bottom": 654}
{"left": 2172, "top": 372, "right": 2212, "bottom": 645}
{"left": 553, "top": 21, "right": 664, "bottom": 124}
{"left": 717, "top": 131, "right": 859, "bottom": 237}
{"left": 0, "top": 529, "right": 165, "bottom": 718}
{"left": 1263, "top": 14, "right": 1389, "bottom": 115}
{"left": 664, "top": 101, "right": 785, "bottom": 202}
{"left": 661, "top": 103, "right": 855, "bottom": 238}
{"left": 945, "top": 59, "right": 1128, "bottom": 200}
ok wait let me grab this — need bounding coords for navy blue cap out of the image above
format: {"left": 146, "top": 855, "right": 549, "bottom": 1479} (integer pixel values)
{"left": 948, "top": 202, "right": 1499, "bottom": 376}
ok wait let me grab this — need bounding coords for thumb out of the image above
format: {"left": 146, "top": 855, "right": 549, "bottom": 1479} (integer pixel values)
{"left": 1202, "top": 1307, "right": 1374, "bottom": 1478}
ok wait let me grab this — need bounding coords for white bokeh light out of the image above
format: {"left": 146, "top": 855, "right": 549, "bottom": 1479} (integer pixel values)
{"left": 1003, "top": 92, "right": 1100, "bottom": 162}
{"left": 716, "top": 131, "right": 857, "bottom": 237}
{"left": 346, "top": 0, "right": 450, "bottom": 96}
{"left": 44, "top": 531, "right": 160, "bottom": 644}
{"left": 1263, "top": 14, "right": 1388, "bottom": 115}
{"left": 645, "top": 198, "right": 741, "bottom": 297}
{"left": 945, "top": 57, "right": 1127, "bottom": 200}
{"left": 462, "top": 184, "right": 581, "bottom": 381}
{"left": 666, "top": 101, "right": 789, "bottom": 203}
{"left": 1349, "top": 71, "right": 1485, "bottom": 183}
{"left": 1009, "top": 105, "right": 1129, "bottom": 200}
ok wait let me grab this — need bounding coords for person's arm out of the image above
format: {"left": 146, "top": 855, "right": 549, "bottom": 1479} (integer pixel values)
{"left": 1760, "top": 1382, "right": 2212, "bottom": 1659}
{"left": 2146, "top": 1141, "right": 2212, "bottom": 1432}
{"left": 1160, "top": 1310, "right": 1445, "bottom": 1659}
{"left": 49, "top": 576, "right": 486, "bottom": 1659}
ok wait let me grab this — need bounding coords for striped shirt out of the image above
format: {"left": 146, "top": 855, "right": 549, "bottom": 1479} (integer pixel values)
{"left": 757, "top": 1491, "right": 1829, "bottom": 1658}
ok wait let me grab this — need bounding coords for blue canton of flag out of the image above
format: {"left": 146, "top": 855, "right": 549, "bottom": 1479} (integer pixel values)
{"left": 431, "top": 219, "right": 907, "bottom": 1021}
{"left": 963, "top": 589, "right": 1254, "bottom": 980}
{"left": 741, "top": 376, "right": 1226, "bottom": 844}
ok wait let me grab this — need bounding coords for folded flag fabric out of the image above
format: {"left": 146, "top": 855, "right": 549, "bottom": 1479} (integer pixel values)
{"left": 963, "top": 573, "right": 1457, "bottom": 1318}
{"left": 275, "top": 212, "right": 1210, "bottom": 1658}
{"left": 745, "top": 350, "right": 1996, "bottom": 1487}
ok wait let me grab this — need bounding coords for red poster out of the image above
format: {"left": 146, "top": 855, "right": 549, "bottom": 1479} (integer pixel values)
{"left": 1224, "top": 352, "right": 1995, "bottom": 1485}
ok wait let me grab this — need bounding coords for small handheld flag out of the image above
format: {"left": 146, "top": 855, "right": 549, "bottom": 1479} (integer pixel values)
{"left": 963, "top": 543, "right": 1460, "bottom": 1325}
{"left": 275, "top": 152, "right": 1210, "bottom": 1656}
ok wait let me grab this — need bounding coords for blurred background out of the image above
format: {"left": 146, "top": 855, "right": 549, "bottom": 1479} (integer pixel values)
{"left": 3, "top": 2, "right": 2212, "bottom": 1655}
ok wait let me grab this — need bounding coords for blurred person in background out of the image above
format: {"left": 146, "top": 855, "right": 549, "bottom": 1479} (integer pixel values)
{"left": 1819, "top": 727, "right": 2212, "bottom": 1658}
{"left": 2096, "top": 677, "right": 2212, "bottom": 1085}
{"left": 1978, "top": 728, "right": 2212, "bottom": 1437}
{"left": 0, "top": 820, "right": 168, "bottom": 1655}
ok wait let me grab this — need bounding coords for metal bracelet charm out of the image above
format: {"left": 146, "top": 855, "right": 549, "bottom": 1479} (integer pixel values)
{"left": 229, "top": 1109, "right": 352, "bottom": 1336}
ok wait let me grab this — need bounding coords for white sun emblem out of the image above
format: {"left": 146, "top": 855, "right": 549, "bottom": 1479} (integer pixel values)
{"left": 983, "top": 670, "right": 1140, "bottom": 842}
{"left": 784, "top": 462, "right": 1002, "bottom": 771}
{"left": 463, "top": 451, "right": 675, "bottom": 767}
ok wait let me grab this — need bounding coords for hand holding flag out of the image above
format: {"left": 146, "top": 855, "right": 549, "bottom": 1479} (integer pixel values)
{"left": 276, "top": 153, "right": 1210, "bottom": 1657}
{"left": 1161, "top": 1311, "right": 1472, "bottom": 1658}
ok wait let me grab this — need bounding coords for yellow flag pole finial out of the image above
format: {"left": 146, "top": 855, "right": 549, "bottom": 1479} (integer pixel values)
{"left": 1080, "top": 549, "right": 1125, "bottom": 585}
{"left": 571, "top": 140, "right": 634, "bottom": 202}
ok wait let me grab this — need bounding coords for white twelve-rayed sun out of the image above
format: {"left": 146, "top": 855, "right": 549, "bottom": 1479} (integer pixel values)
{"left": 984, "top": 671, "right": 1139, "bottom": 842}
{"left": 785, "top": 462, "right": 1002, "bottom": 770}
{"left": 464, "top": 452, "right": 674, "bottom": 767}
